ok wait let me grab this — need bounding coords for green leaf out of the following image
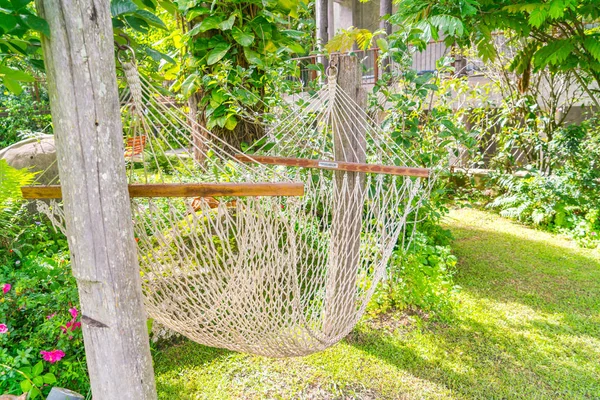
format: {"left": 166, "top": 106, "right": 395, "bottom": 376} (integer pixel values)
{"left": 20, "top": 14, "right": 50, "bottom": 37}
{"left": 32, "top": 376, "right": 43, "bottom": 387}
{"left": 42, "top": 373, "right": 57, "bottom": 384}
{"left": 584, "top": 36, "right": 600, "bottom": 62}
{"left": 124, "top": 15, "right": 149, "bottom": 33}
{"left": 29, "top": 387, "right": 41, "bottom": 400}
{"left": 207, "top": 43, "right": 231, "bottom": 65}
{"left": 9, "top": 0, "right": 31, "bottom": 10}
{"left": 281, "top": 29, "right": 304, "bottom": 39}
{"left": 32, "top": 361, "right": 43, "bottom": 377}
{"left": 158, "top": 0, "right": 178, "bottom": 15}
{"left": 232, "top": 27, "right": 254, "bottom": 46}
{"left": 180, "top": 72, "right": 198, "bottom": 97}
{"left": 0, "top": 12, "right": 17, "bottom": 33}
{"left": 548, "top": 0, "right": 566, "bottom": 19}
{"left": 428, "top": 15, "right": 465, "bottom": 37}
{"left": 218, "top": 14, "right": 235, "bottom": 30}
{"left": 111, "top": 0, "right": 138, "bottom": 16}
{"left": 137, "top": 0, "right": 157, "bottom": 10}
{"left": 528, "top": 7, "right": 549, "bottom": 28}
{"left": 224, "top": 115, "right": 237, "bottom": 130}
{"left": 376, "top": 38, "right": 389, "bottom": 52}
{"left": 2, "top": 78, "right": 23, "bottom": 95}
{"left": 134, "top": 9, "right": 166, "bottom": 29}
{"left": 20, "top": 379, "right": 32, "bottom": 393}
{"left": 186, "top": 6, "right": 211, "bottom": 20}
{"left": 145, "top": 47, "right": 175, "bottom": 64}
{"left": 243, "top": 48, "right": 264, "bottom": 68}
{"left": 533, "top": 39, "right": 574, "bottom": 68}
{"left": 188, "top": 16, "right": 223, "bottom": 36}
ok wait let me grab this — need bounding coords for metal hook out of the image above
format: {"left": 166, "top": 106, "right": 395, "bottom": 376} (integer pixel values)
{"left": 117, "top": 45, "right": 136, "bottom": 64}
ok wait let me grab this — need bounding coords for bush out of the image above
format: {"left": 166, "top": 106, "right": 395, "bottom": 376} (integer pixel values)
{"left": 370, "top": 225, "right": 458, "bottom": 319}
{"left": 488, "top": 116, "right": 600, "bottom": 247}
{"left": 0, "top": 86, "right": 52, "bottom": 148}
{"left": 0, "top": 163, "right": 88, "bottom": 398}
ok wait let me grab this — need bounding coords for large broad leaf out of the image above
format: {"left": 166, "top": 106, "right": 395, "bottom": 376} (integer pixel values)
{"left": 9, "top": 0, "right": 32, "bottom": 10}
{"left": 187, "top": 16, "right": 223, "bottom": 36}
{"left": 207, "top": 43, "right": 231, "bottom": 65}
{"left": 20, "top": 14, "right": 50, "bottom": 37}
{"left": 218, "top": 14, "right": 235, "bottom": 30}
{"left": 111, "top": 0, "right": 138, "bottom": 16}
{"left": 232, "top": 26, "right": 254, "bottom": 46}
{"left": 0, "top": 12, "right": 17, "bottom": 33}
{"left": 145, "top": 47, "right": 175, "bottom": 64}
{"left": 134, "top": 9, "right": 166, "bottom": 29}
{"left": 158, "top": 0, "right": 178, "bottom": 15}
{"left": 185, "top": 6, "right": 211, "bottom": 21}
{"left": 137, "top": 0, "right": 157, "bottom": 10}
{"left": 2, "top": 77, "right": 22, "bottom": 95}
{"left": 243, "top": 48, "right": 264, "bottom": 68}
{"left": 124, "top": 15, "right": 149, "bottom": 33}
{"left": 0, "top": 65, "right": 35, "bottom": 81}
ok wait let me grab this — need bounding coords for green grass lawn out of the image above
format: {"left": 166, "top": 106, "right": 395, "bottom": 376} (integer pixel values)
{"left": 153, "top": 208, "right": 600, "bottom": 399}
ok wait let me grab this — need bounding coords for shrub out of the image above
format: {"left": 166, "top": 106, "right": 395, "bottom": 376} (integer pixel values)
{"left": 0, "top": 86, "right": 52, "bottom": 148}
{"left": 488, "top": 116, "right": 600, "bottom": 247}
{"left": 0, "top": 162, "right": 88, "bottom": 398}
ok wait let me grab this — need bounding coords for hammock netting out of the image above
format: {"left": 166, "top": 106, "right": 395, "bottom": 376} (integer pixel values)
{"left": 35, "top": 58, "right": 437, "bottom": 357}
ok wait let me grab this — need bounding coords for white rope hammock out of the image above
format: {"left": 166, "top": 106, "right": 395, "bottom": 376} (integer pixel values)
{"left": 31, "top": 56, "right": 437, "bottom": 357}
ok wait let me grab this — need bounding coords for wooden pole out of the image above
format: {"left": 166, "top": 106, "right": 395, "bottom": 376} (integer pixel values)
{"left": 21, "top": 182, "right": 305, "bottom": 200}
{"left": 316, "top": 0, "right": 329, "bottom": 70}
{"left": 35, "top": 1, "right": 157, "bottom": 398}
{"left": 235, "top": 154, "right": 430, "bottom": 177}
{"left": 324, "top": 55, "right": 366, "bottom": 336}
{"left": 379, "top": 0, "right": 392, "bottom": 73}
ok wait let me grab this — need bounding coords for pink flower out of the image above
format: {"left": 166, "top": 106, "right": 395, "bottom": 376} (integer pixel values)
{"left": 68, "top": 307, "right": 78, "bottom": 319}
{"left": 2, "top": 284, "right": 10, "bottom": 294}
{"left": 60, "top": 321, "right": 81, "bottom": 334}
{"left": 40, "top": 350, "right": 65, "bottom": 363}
{"left": 46, "top": 313, "right": 56, "bottom": 320}
{"left": 0, "top": 324, "right": 8, "bottom": 334}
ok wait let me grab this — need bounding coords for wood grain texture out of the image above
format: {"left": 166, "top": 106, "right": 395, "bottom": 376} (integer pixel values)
{"left": 235, "top": 154, "right": 430, "bottom": 178}
{"left": 22, "top": 183, "right": 305, "bottom": 199}
{"left": 35, "top": 0, "right": 157, "bottom": 398}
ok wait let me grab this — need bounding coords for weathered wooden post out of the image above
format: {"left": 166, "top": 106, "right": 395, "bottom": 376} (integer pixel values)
{"left": 324, "top": 55, "right": 366, "bottom": 336}
{"left": 35, "top": 1, "right": 157, "bottom": 398}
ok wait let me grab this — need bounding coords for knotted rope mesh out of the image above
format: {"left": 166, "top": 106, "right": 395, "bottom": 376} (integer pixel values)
{"left": 37, "top": 58, "right": 436, "bottom": 357}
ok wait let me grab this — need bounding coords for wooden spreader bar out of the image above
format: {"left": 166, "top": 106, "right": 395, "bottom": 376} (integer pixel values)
{"left": 21, "top": 182, "right": 305, "bottom": 200}
{"left": 235, "top": 154, "right": 430, "bottom": 178}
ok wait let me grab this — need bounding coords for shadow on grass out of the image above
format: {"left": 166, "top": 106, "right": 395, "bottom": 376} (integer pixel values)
{"left": 349, "top": 221, "right": 600, "bottom": 398}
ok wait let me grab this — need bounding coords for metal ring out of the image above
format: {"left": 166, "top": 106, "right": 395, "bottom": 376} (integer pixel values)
{"left": 117, "top": 45, "right": 135, "bottom": 64}
{"left": 326, "top": 65, "right": 337, "bottom": 78}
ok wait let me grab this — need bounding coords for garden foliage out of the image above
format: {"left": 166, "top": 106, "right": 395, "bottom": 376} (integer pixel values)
{"left": 489, "top": 116, "right": 600, "bottom": 246}
{"left": 0, "top": 162, "right": 87, "bottom": 398}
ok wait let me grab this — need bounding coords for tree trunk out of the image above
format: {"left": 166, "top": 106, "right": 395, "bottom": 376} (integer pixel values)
{"left": 189, "top": 91, "right": 208, "bottom": 162}
{"left": 35, "top": 1, "right": 157, "bottom": 398}
{"left": 323, "top": 55, "right": 366, "bottom": 336}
